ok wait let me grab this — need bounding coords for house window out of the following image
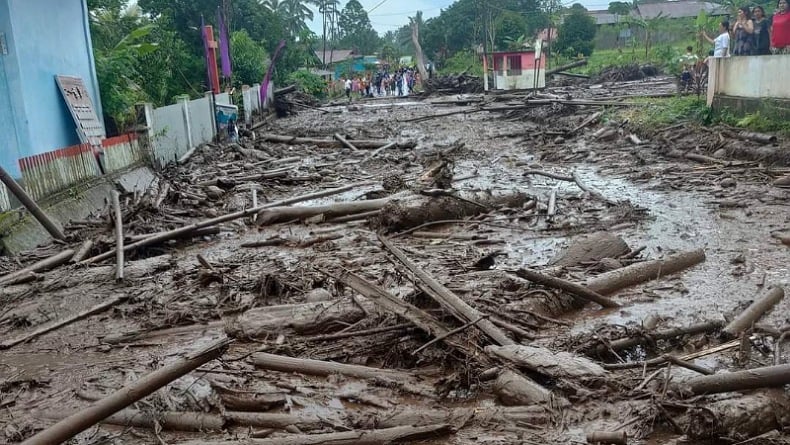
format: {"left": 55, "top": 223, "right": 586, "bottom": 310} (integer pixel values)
{"left": 507, "top": 55, "right": 522, "bottom": 76}
{"left": 493, "top": 56, "right": 503, "bottom": 71}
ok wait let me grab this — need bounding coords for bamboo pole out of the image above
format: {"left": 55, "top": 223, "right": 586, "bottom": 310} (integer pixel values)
{"left": 21, "top": 337, "right": 231, "bottom": 445}
{"left": 0, "top": 164, "right": 66, "bottom": 240}
{"left": 80, "top": 182, "right": 373, "bottom": 264}
{"left": 111, "top": 191, "right": 124, "bottom": 281}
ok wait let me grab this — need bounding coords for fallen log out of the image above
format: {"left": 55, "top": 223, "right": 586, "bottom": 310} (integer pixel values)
{"left": 0, "top": 164, "right": 66, "bottom": 241}
{"left": 376, "top": 191, "right": 532, "bottom": 233}
{"left": 0, "top": 271, "right": 43, "bottom": 285}
{"left": 487, "top": 344, "right": 607, "bottom": 379}
{"left": 522, "top": 169, "right": 574, "bottom": 182}
{"left": 722, "top": 287, "right": 785, "bottom": 339}
{"left": 532, "top": 249, "right": 705, "bottom": 317}
{"left": 45, "top": 407, "right": 326, "bottom": 432}
{"left": 334, "top": 133, "right": 360, "bottom": 152}
{"left": 335, "top": 270, "right": 445, "bottom": 338}
{"left": 737, "top": 131, "right": 778, "bottom": 144}
{"left": 260, "top": 133, "right": 416, "bottom": 149}
{"left": 546, "top": 59, "right": 588, "bottom": 76}
{"left": 178, "top": 424, "right": 451, "bottom": 445}
{"left": 679, "top": 363, "right": 790, "bottom": 395}
{"left": 70, "top": 240, "right": 94, "bottom": 263}
{"left": 21, "top": 337, "right": 231, "bottom": 445}
{"left": 251, "top": 352, "right": 413, "bottom": 381}
{"left": 585, "top": 248, "right": 706, "bottom": 295}
{"left": 0, "top": 249, "right": 75, "bottom": 285}
{"left": 213, "top": 387, "right": 288, "bottom": 412}
{"left": 590, "top": 319, "right": 724, "bottom": 355}
{"left": 513, "top": 268, "right": 620, "bottom": 308}
{"left": 366, "top": 405, "right": 550, "bottom": 429}
{"left": 684, "top": 389, "right": 790, "bottom": 440}
{"left": 494, "top": 369, "right": 553, "bottom": 405}
{"left": 126, "top": 227, "right": 221, "bottom": 243}
{"left": 664, "top": 354, "right": 714, "bottom": 375}
{"left": 379, "top": 235, "right": 514, "bottom": 346}
{"left": 226, "top": 299, "right": 373, "bottom": 339}
{"left": 80, "top": 182, "right": 373, "bottom": 264}
{"left": 587, "top": 431, "right": 627, "bottom": 445}
{"left": 665, "top": 149, "right": 726, "bottom": 165}
{"left": 0, "top": 294, "right": 128, "bottom": 350}
{"left": 257, "top": 198, "right": 389, "bottom": 226}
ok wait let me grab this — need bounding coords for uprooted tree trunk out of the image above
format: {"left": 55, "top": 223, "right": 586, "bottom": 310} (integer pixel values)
{"left": 376, "top": 191, "right": 533, "bottom": 232}
{"left": 225, "top": 299, "right": 374, "bottom": 339}
{"left": 494, "top": 370, "right": 555, "bottom": 405}
{"left": 682, "top": 389, "right": 790, "bottom": 441}
{"left": 410, "top": 15, "right": 429, "bottom": 81}
{"left": 257, "top": 199, "right": 390, "bottom": 225}
{"left": 487, "top": 345, "right": 607, "bottom": 380}
{"left": 179, "top": 424, "right": 452, "bottom": 445}
{"left": 360, "top": 405, "right": 551, "bottom": 430}
{"left": 528, "top": 249, "right": 705, "bottom": 316}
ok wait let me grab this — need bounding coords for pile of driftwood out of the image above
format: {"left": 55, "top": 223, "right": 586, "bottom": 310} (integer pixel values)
{"left": 273, "top": 85, "right": 322, "bottom": 117}
{"left": 594, "top": 64, "right": 660, "bottom": 83}
{"left": 423, "top": 73, "right": 484, "bottom": 95}
{"left": 2, "top": 80, "right": 789, "bottom": 445}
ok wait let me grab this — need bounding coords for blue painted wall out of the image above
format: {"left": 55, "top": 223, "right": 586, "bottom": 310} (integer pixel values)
{"left": 0, "top": 0, "right": 102, "bottom": 177}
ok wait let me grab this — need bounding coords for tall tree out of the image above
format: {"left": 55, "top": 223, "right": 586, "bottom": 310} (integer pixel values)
{"left": 410, "top": 12, "right": 429, "bottom": 79}
{"left": 555, "top": 4, "right": 598, "bottom": 57}
{"left": 337, "top": 0, "right": 380, "bottom": 54}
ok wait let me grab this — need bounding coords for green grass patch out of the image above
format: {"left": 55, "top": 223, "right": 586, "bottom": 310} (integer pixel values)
{"left": 614, "top": 96, "right": 790, "bottom": 135}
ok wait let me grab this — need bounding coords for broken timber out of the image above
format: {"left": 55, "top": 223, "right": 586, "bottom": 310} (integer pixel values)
{"left": 21, "top": 337, "right": 230, "bottom": 445}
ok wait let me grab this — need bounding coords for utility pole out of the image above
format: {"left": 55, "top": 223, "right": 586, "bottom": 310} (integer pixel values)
{"left": 322, "top": 0, "right": 327, "bottom": 68}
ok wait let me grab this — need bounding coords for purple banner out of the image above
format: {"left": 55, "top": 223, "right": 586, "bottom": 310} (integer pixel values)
{"left": 218, "top": 9, "right": 232, "bottom": 78}
{"left": 200, "top": 15, "right": 212, "bottom": 90}
{"left": 260, "top": 40, "right": 287, "bottom": 106}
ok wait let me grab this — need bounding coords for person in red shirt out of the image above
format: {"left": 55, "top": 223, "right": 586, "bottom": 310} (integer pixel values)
{"left": 771, "top": 0, "right": 790, "bottom": 53}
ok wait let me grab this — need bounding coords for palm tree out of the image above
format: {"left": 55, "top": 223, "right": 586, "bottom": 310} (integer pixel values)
{"left": 263, "top": 0, "right": 314, "bottom": 37}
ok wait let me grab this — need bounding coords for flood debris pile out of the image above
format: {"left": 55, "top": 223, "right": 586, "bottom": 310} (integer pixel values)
{"left": 423, "top": 73, "right": 484, "bottom": 95}
{"left": 1, "top": 77, "right": 789, "bottom": 445}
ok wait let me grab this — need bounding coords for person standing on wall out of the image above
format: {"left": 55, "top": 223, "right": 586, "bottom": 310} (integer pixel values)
{"left": 731, "top": 7, "right": 755, "bottom": 55}
{"left": 701, "top": 21, "right": 731, "bottom": 59}
{"left": 772, "top": 0, "right": 790, "bottom": 53}
{"left": 753, "top": 6, "right": 771, "bottom": 55}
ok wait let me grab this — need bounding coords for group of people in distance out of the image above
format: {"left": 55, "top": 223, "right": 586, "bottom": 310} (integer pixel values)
{"left": 340, "top": 67, "right": 420, "bottom": 101}
{"left": 701, "top": 0, "right": 790, "bottom": 57}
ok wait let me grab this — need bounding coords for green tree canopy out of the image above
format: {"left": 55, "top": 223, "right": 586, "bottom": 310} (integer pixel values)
{"left": 607, "top": 1, "right": 632, "bottom": 16}
{"left": 555, "top": 4, "right": 597, "bottom": 56}
{"left": 337, "top": 0, "right": 381, "bottom": 55}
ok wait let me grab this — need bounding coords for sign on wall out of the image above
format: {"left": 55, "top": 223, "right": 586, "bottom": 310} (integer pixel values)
{"left": 55, "top": 75, "right": 105, "bottom": 147}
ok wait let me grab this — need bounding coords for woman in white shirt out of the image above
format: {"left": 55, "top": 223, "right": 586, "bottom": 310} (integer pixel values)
{"left": 701, "top": 21, "right": 731, "bottom": 58}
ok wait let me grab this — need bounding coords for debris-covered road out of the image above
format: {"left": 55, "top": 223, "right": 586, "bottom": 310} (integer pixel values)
{"left": 2, "top": 75, "right": 789, "bottom": 445}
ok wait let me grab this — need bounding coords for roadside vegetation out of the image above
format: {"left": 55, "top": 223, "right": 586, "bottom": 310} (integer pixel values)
{"left": 613, "top": 96, "right": 790, "bottom": 135}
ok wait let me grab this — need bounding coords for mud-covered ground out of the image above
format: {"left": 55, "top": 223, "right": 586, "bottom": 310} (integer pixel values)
{"left": 1, "top": 76, "right": 789, "bottom": 445}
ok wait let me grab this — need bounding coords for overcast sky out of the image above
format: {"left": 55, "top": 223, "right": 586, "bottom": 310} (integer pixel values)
{"left": 306, "top": 0, "right": 612, "bottom": 36}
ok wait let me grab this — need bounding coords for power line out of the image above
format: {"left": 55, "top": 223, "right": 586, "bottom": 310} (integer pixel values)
{"left": 367, "top": 0, "right": 392, "bottom": 14}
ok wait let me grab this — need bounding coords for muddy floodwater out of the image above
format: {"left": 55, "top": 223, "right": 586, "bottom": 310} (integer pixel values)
{"left": 1, "top": 77, "right": 789, "bottom": 444}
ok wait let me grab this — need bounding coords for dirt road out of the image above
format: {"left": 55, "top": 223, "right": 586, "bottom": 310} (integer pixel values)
{"left": 1, "top": 76, "right": 789, "bottom": 444}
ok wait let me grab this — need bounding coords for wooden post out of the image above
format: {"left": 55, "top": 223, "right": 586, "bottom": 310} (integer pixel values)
{"left": 0, "top": 165, "right": 66, "bottom": 240}
{"left": 111, "top": 191, "right": 124, "bottom": 281}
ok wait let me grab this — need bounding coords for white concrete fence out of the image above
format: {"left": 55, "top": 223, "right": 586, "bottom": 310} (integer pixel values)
{"left": 0, "top": 91, "right": 238, "bottom": 211}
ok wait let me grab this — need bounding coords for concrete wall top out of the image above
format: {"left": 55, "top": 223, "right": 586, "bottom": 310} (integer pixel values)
{"left": 1, "top": 0, "right": 103, "bottom": 176}
{"left": 712, "top": 55, "right": 790, "bottom": 100}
